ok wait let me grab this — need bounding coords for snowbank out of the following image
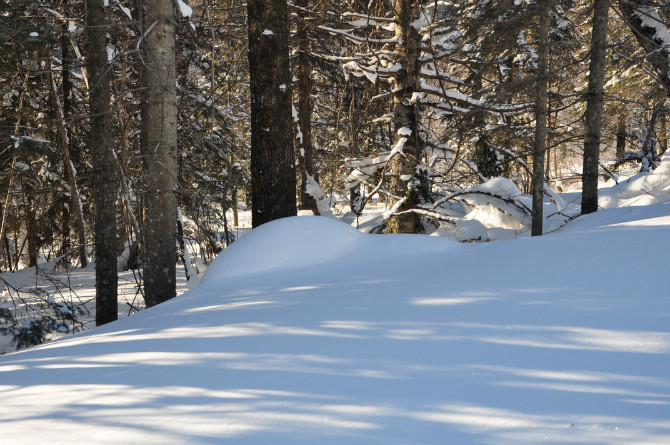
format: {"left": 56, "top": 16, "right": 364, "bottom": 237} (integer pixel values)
{"left": 1, "top": 160, "right": 669, "bottom": 444}
{"left": 600, "top": 151, "right": 670, "bottom": 208}
{"left": 1, "top": 197, "right": 668, "bottom": 444}
{"left": 200, "top": 216, "right": 361, "bottom": 281}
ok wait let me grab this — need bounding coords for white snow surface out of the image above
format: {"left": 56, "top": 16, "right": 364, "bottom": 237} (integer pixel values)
{"left": 176, "top": 0, "right": 192, "bottom": 19}
{"left": 1, "top": 176, "right": 670, "bottom": 443}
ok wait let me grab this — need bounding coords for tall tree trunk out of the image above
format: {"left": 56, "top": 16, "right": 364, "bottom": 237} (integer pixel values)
{"left": 387, "top": 0, "right": 423, "bottom": 234}
{"left": 143, "top": 0, "right": 178, "bottom": 307}
{"left": 532, "top": 1, "right": 550, "bottom": 237}
{"left": 87, "top": 0, "right": 119, "bottom": 325}
{"left": 248, "top": 0, "right": 297, "bottom": 228}
{"left": 61, "top": 11, "right": 74, "bottom": 269}
{"left": 295, "top": 0, "right": 319, "bottom": 215}
{"left": 581, "top": 0, "right": 610, "bottom": 215}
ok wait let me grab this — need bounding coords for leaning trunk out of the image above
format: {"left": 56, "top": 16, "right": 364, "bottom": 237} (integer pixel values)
{"left": 619, "top": 1, "right": 670, "bottom": 100}
{"left": 46, "top": 52, "right": 88, "bottom": 267}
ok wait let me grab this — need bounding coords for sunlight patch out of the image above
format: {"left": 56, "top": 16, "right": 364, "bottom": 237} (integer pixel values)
{"left": 411, "top": 297, "right": 499, "bottom": 306}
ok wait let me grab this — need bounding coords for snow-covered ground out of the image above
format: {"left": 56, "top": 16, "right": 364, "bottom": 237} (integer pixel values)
{"left": 0, "top": 158, "right": 669, "bottom": 444}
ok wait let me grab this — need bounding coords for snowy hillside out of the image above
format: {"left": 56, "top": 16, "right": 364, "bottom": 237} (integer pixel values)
{"left": 1, "top": 172, "right": 669, "bottom": 444}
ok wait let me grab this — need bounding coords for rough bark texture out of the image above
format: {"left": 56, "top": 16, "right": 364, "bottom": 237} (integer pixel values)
{"left": 87, "top": 0, "right": 118, "bottom": 325}
{"left": 296, "top": 0, "right": 319, "bottom": 215}
{"left": 531, "top": 1, "right": 550, "bottom": 237}
{"left": 248, "top": 0, "right": 297, "bottom": 228}
{"left": 387, "top": 0, "right": 423, "bottom": 234}
{"left": 619, "top": 1, "right": 670, "bottom": 100}
{"left": 143, "top": 0, "right": 178, "bottom": 307}
{"left": 581, "top": 0, "right": 610, "bottom": 215}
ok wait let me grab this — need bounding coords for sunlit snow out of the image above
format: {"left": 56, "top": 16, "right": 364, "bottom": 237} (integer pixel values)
{"left": 1, "top": 159, "right": 669, "bottom": 444}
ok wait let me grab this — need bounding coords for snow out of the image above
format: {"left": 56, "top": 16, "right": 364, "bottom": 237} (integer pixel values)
{"left": 634, "top": 6, "right": 670, "bottom": 53}
{"left": 117, "top": 2, "right": 132, "bottom": 20}
{"left": 397, "top": 126, "right": 412, "bottom": 136}
{"left": 1, "top": 163, "right": 670, "bottom": 444}
{"left": 176, "top": 0, "right": 192, "bottom": 19}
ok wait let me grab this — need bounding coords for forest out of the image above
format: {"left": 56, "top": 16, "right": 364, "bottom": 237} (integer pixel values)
{"left": 1, "top": 1, "right": 669, "bottom": 443}
{"left": 0, "top": 0, "right": 669, "bottom": 339}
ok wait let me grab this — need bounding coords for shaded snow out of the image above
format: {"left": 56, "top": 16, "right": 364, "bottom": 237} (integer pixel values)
{"left": 1, "top": 162, "right": 669, "bottom": 444}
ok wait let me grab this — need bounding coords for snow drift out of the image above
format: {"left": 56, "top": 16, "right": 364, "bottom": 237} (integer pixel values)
{"left": 1, "top": 180, "right": 669, "bottom": 444}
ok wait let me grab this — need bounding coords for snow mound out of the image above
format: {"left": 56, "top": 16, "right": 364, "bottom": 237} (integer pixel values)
{"left": 0, "top": 202, "right": 669, "bottom": 445}
{"left": 600, "top": 151, "right": 670, "bottom": 208}
{"left": 201, "top": 216, "right": 361, "bottom": 281}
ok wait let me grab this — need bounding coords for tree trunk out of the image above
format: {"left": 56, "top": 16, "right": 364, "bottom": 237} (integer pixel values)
{"left": 639, "top": 99, "right": 666, "bottom": 170}
{"left": 532, "top": 0, "right": 550, "bottom": 237}
{"left": 25, "top": 190, "right": 38, "bottom": 268}
{"left": 87, "top": 0, "right": 119, "bottom": 326}
{"left": 61, "top": 12, "right": 74, "bottom": 269}
{"left": 616, "top": 113, "right": 627, "bottom": 160}
{"left": 295, "top": 0, "right": 319, "bottom": 215}
{"left": 660, "top": 109, "right": 668, "bottom": 155}
{"left": 581, "top": 0, "right": 610, "bottom": 215}
{"left": 232, "top": 185, "right": 239, "bottom": 228}
{"left": 46, "top": 51, "right": 88, "bottom": 267}
{"left": 176, "top": 208, "right": 190, "bottom": 281}
{"left": 387, "top": 0, "right": 423, "bottom": 234}
{"left": 143, "top": 0, "right": 178, "bottom": 307}
{"left": 248, "top": 0, "right": 297, "bottom": 228}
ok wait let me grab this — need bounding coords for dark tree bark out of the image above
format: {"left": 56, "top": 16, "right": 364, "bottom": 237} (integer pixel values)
{"left": 581, "top": 0, "right": 610, "bottom": 215}
{"left": 660, "top": 108, "right": 668, "bottom": 155}
{"left": 248, "top": 0, "right": 297, "bottom": 228}
{"left": 46, "top": 51, "right": 88, "bottom": 268}
{"left": 616, "top": 114, "right": 627, "bottom": 160}
{"left": 60, "top": 12, "right": 73, "bottom": 269}
{"left": 532, "top": 1, "right": 550, "bottom": 237}
{"left": 619, "top": 1, "right": 670, "bottom": 100}
{"left": 25, "top": 189, "right": 38, "bottom": 268}
{"left": 143, "top": 0, "right": 178, "bottom": 307}
{"left": 387, "top": 0, "right": 423, "bottom": 234}
{"left": 87, "top": 0, "right": 119, "bottom": 325}
{"left": 295, "top": 0, "right": 319, "bottom": 215}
